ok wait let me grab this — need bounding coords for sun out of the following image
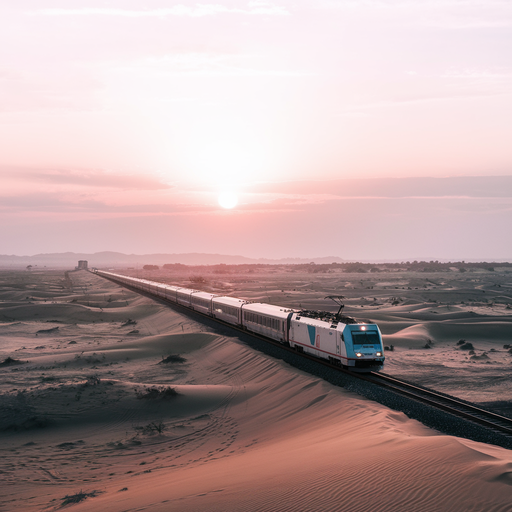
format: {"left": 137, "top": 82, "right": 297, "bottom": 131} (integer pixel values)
{"left": 218, "top": 191, "right": 238, "bottom": 210}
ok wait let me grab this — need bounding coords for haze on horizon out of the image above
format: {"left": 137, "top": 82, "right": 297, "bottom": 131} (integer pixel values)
{"left": 1, "top": 0, "right": 511, "bottom": 261}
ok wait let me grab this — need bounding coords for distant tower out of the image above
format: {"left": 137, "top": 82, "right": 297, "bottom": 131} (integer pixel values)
{"left": 77, "top": 260, "right": 88, "bottom": 270}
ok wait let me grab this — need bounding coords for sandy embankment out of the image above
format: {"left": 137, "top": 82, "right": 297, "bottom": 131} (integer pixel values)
{"left": 1, "top": 270, "right": 512, "bottom": 511}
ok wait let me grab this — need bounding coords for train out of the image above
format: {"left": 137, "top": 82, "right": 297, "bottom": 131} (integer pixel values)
{"left": 91, "top": 270, "right": 385, "bottom": 372}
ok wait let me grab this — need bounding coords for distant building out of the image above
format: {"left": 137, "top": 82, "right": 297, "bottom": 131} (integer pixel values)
{"left": 76, "top": 260, "right": 88, "bottom": 270}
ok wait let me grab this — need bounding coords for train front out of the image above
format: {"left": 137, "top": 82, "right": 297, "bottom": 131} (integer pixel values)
{"left": 342, "top": 324, "right": 385, "bottom": 371}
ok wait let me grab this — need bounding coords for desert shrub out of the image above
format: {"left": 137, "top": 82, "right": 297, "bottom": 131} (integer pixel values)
{"left": 459, "top": 342, "right": 475, "bottom": 350}
{"left": 456, "top": 339, "right": 466, "bottom": 346}
{"left": 61, "top": 490, "right": 101, "bottom": 506}
{"left": 84, "top": 376, "right": 101, "bottom": 386}
{"left": 135, "top": 386, "right": 178, "bottom": 400}
{"left": 159, "top": 354, "right": 186, "bottom": 364}
{"left": 0, "top": 357, "right": 25, "bottom": 366}
{"left": 470, "top": 352, "right": 490, "bottom": 360}
{"left": 135, "top": 421, "right": 166, "bottom": 434}
{"left": 190, "top": 275, "right": 207, "bottom": 284}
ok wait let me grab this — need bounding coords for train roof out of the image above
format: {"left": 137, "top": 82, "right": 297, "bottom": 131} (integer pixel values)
{"left": 191, "top": 291, "right": 217, "bottom": 300}
{"left": 176, "top": 287, "right": 198, "bottom": 294}
{"left": 212, "top": 296, "right": 248, "bottom": 307}
{"left": 242, "top": 302, "right": 295, "bottom": 318}
{"left": 293, "top": 315, "right": 334, "bottom": 329}
{"left": 294, "top": 311, "right": 360, "bottom": 330}
{"left": 296, "top": 309, "right": 358, "bottom": 326}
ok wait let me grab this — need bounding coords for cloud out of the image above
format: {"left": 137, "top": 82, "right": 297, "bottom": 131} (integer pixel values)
{"left": 337, "top": 90, "right": 507, "bottom": 114}
{"left": 249, "top": 176, "right": 512, "bottom": 199}
{"left": 0, "top": 191, "right": 303, "bottom": 217}
{"left": 315, "top": 0, "right": 511, "bottom": 9}
{"left": 441, "top": 68, "right": 512, "bottom": 79}
{"left": 313, "top": 0, "right": 512, "bottom": 29}
{"left": 1, "top": 168, "right": 173, "bottom": 191}
{"left": 33, "top": 4, "right": 290, "bottom": 18}
{"left": 2, "top": 174, "right": 512, "bottom": 222}
{"left": 121, "top": 52, "right": 311, "bottom": 78}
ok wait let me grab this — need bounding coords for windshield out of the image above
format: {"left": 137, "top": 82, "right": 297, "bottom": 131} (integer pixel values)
{"left": 352, "top": 332, "right": 381, "bottom": 346}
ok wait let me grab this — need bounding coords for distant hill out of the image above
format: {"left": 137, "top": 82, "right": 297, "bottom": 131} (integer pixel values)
{"left": 0, "top": 252, "right": 346, "bottom": 268}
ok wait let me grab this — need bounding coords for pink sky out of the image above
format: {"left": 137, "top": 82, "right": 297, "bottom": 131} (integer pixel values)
{"left": 1, "top": 1, "right": 512, "bottom": 260}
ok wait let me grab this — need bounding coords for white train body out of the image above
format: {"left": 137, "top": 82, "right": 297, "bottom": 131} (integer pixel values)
{"left": 176, "top": 287, "right": 196, "bottom": 307}
{"left": 93, "top": 270, "right": 384, "bottom": 372}
{"left": 212, "top": 296, "right": 247, "bottom": 325}
{"left": 241, "top": 303, "right": 294, "bottom": 343}
{"left": 190, "top": 291, "right": 216, "bottom": 315}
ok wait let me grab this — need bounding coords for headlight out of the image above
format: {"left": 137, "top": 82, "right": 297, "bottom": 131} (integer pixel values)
{"left": 356, "top": 352, "right": 362, "bottom": 357}
{"left": 360, "top": 326, "right": 366, "bottom": 331}
{"left": 376, "top": 352, "right": 382, "bottom": 357}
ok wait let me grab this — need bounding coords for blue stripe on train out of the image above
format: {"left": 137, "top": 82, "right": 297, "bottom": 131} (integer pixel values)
{"left": 307, "top": 325, "right": 316, "bottom": 345}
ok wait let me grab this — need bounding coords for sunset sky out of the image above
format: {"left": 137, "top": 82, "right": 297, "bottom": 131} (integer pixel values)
{"left": 1, "top": 1, "right": 511, "bottom": 260}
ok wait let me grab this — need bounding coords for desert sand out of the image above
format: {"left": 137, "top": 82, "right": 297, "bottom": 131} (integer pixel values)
{"left": 1, "top": 267, "right": 512, "bottom": 511}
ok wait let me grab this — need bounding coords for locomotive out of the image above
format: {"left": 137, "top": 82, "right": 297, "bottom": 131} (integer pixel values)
{"left": 92, "top": 270, "right": 385, "bottom": 372}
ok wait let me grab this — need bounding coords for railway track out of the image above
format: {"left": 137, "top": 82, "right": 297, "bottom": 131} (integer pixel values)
{"left": 360, "top": 372, "right": 512, "bottom": 437}
{"left": 96, "top": 273, "right": 512, "bottom": 442}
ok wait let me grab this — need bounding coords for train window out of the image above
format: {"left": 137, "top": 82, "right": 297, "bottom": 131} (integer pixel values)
{"left": 352, "top": 332, "right": 380, "bottom": 345}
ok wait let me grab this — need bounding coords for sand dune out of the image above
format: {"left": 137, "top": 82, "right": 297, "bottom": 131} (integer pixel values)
{"left": 2, "top": 269, "right": 512, "bottom": 511}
